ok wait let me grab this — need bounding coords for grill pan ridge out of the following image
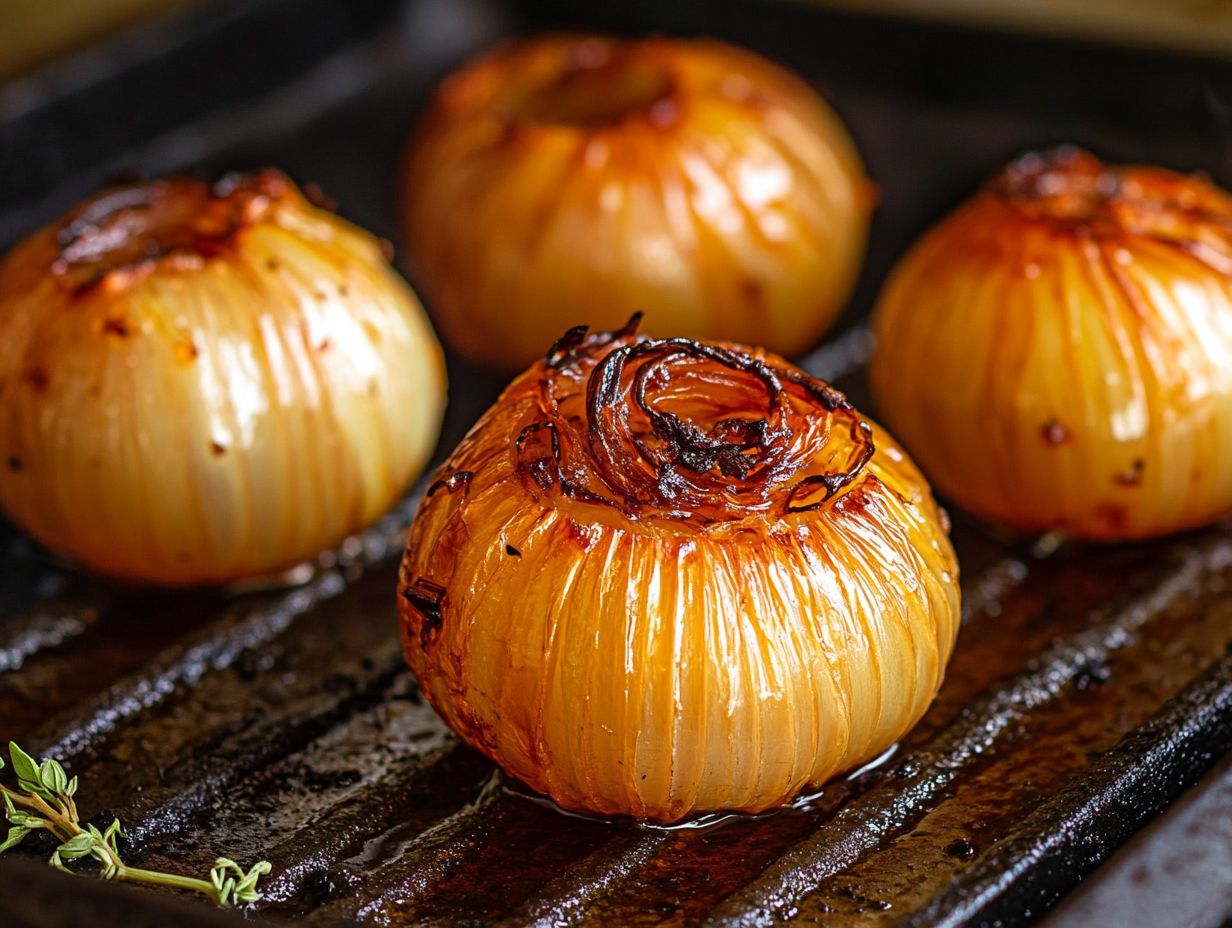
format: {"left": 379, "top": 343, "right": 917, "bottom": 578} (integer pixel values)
{"left": 1, "top": 1, "right": 1231, "bottom": 925}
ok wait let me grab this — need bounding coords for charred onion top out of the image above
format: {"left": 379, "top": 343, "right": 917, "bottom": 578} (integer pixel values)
{"left": 46, "top": 171, "right": 305, "bottom": 295}
{"left": 988, "top": 147, "right": 1232, "bottom": 266}
{"left": 430, "top": 314, "right": 875, "bottom": 526}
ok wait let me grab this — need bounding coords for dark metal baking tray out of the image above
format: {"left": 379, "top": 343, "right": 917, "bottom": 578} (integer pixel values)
{"left": 1, "top": 1, "right": 1231, "bottom": 925}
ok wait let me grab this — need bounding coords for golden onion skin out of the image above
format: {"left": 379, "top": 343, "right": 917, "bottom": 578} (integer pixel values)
{"left": 870, "top": 147, "right": 1232, "bottom": 540}
{"left": 402, "top": 34, "right": 872, "bottom": 371}
{"left": 0, "top": 171, "right": 446, "bottom": 585}
{"left": 398, "top": 321, "right": 958, "bottom": 823}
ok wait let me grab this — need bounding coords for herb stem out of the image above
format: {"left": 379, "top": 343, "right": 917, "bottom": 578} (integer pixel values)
{"left": 3, "top": 784, "right": 71, "bottom": 836}
{"left": 17, "top": 791, "right": 237, "bottom": 905}
{"left": 119, "top": 866, "right": 223, "bottom": 901}
{"left": 1, "top": 741, "right": 270, "bottom": 907}
{"left": 1, "top": 786, "right": 40, "bottom": 811}
{"left": 24, "top": 790, "right": 60, "bottom": 822}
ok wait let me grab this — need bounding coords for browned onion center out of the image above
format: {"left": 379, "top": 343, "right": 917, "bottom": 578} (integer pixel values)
{"left": 991, "top": 146, "right": 1232, "bottom": 258}
{"left": 505, "top": 38, "right": 676, "bottom": 128}
{"left": 50, "top": 170, "right": 289, "bottom": 291}
{"left": 995, "top": 147, "right": 1121, "bottom": 221}
{"left": 510, "top": 316, "right": 873, "bottom": 522}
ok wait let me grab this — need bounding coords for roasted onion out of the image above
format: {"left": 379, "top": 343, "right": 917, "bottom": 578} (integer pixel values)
{"left": 0, "top": 170, "right": 446, "bottom": 585}
{"left": 402, "top": 34, "right": 872, "bottom": 371}
{"left": 870, "top": 147, "right": 1232, "bottom": 540}
{"left": 398, "top": 318, "right": 958, "bottom": 822}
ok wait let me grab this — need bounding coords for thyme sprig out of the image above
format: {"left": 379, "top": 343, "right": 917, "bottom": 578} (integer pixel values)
{"left": 0, "top": 741, "right": 270, "bottom": 907}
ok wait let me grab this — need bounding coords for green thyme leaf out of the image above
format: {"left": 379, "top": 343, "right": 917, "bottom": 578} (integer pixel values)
{"left": 3, "top": 740, "right": 270, "bottom": 908}
{"left": 235, "top": 886, "right": 262, "bottom": 905}
{"left": 0, "top": 825, "right": 29, "bottom": 852}
{"left": 55, "top": 833, "right": 97, "bottom": 860}
{"left": 103, "top": 819, "right": 123, "bottom": 854}
{"left": 7, "top": 742, "right": 38, "bottom": 786}
{"left": 40, "top": 759, "right": 68, "bottom": 795}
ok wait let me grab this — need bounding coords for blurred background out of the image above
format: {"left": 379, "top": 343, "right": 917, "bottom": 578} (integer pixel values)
{"left": 2, "top": 0, "right": 1229, "bottom": 243}
{"left": 1, "top": 0, "right": 1229, "bottom": 259}
{"left": 4, "top": 0, "right": 1232, "bottom": 83}
{"left": 1, "top": 0, "right": 1231, "bottom": 543}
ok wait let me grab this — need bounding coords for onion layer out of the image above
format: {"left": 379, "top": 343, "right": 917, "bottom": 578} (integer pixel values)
{"left": 402, "top": 34, "right": 872, "bottom": 371}
{"left": 870, "top": 147, "right": 1232, "bottom": 540}
{"left": 399, "top": 319, "right": 958, "bottom": 822}
{"left": 0, "top": 171, "right": 446, "bottom": 584}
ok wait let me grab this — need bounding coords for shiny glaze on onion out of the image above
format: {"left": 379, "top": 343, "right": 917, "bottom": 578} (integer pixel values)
{"left": 0, "top": 170, "right": 446, "bottom": 584}
{"left": 871, "top": 147, "right": 1232, "bottom": 540}
{"left": 399, "top": 317, "right": 958, "bottom": 823}
{"left": 402, "top": 34, "right": 872, "bottom": 371}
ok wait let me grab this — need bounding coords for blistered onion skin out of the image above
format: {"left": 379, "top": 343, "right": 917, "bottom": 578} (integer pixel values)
{"left": 870, "top": 147, "right": 1232, "bottom": 540}
{"left": 0, "top": 170, "right": 446, "bottom": 585}
{"left": 398, "top": 319, "right": 959, "bottom": 823}
{"left": 402, "top": 34, "right": 872, "bottom": 371}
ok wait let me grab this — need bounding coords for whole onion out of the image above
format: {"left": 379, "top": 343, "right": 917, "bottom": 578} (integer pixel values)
{"left": 0, "top": 170, "right": 446, "bottom": 585}
{"left": 402, "top": 34, "right": 872, "bottom": 371}
{"left": 398, "top": 318, "right": 959, "bottom": 823}
{"left": 870, "top": 147, "right": 1232, "bottom": 540}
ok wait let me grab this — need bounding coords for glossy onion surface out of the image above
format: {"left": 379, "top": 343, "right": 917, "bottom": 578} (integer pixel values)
{"left": 399, "top": 319, "right": 959, "bottom": 822}
{"left": 0, "top": 171, "right": 446, "bottom": 584}
{"left": 402, "top": 34, "right": 872, "bottom": 371}
{"left": 870, "top": 147, "right": 1232, "bottom": 540}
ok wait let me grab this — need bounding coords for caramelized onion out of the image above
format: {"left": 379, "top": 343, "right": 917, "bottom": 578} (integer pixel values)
{"left": 0, "top": 170, "right": 446, "bottom": 584}
{"left": 870, "top": 147, "right": 1232, "bottom": 540}
{"left": 399, "top": 318, "right": 958, "bottom": 822}
{"left": 402, "top": 34, "right": 872, "bottom": 371}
